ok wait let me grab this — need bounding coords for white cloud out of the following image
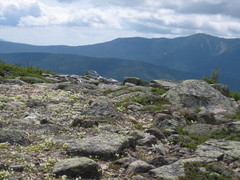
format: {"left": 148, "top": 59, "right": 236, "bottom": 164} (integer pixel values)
{"left": 0, "top": 0, "right": 240, "bottom": 45}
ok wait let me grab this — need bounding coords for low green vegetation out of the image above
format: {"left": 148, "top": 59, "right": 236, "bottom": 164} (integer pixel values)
{"left": 228, "top": 110, "right": 240, "bottom": 119}
{"left": 127, "top": 94, "right": 168, "bottom": 106}
{"left": 173, "top": 128, "right": 209, "bottom": 151}
{"left": 151, "top": 88, "right": 167, "bottom": 95}
{"left": 0, "top": 61, "right": 54, "bottom": 83}
{"left": 174, "top": 126, "right": 240, "bottom": 151}
{"left": 210, "top": 128, "right": 240, "bottom": 141}
{"left": 202, "top": 68, "right": 219, "bottom": 84}
{"left": 180, "top": 162, "right": 233, "bottom": 180}
{"left": 103, "top": 86, "right": 129, "bottom": 95}
{"left": 229, "top": 91, "right": 240, "bottom": 101}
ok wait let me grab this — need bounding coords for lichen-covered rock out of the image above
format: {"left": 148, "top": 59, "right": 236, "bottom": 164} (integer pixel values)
{"left": 150, "top": 80, "right": 179, "bottom": 90}
{"left": 0, "top": 129, "right": 30, "bottom": 146}
{"left": 165, "top": 80, "right": 238, "bottom": 116}
{"left": 67, "top": 134, "right": 136, "bottom": 160}
{"left": 71, "top": 118, "right": 99, "bottom": 128}
{"left": 53, "top": 157, "right": 102, "bottom": 178}
{"left": 150, "top": 143, "right": 166, "bottom": 155}
{"left": 126, "top": 160, "right": 154, "bottom": 175}
{"left": 196, "top": 140, "right": 240, "bottom": 162}
{"left": 138, "top": 135, "right": 158, "bottom": 147}
{"left": 225, "top": 120, "right": 240, "bottom": 132}
{"left": 145, "top": 128, "right": 166, "bottom": 140}
{"left": 81, "top": 102, "right": 122, "bottom": 120}
{"left": 183, "top": 124, "right": 221, "bottom": 136}
{"left": 197, "top": 109, "right": 216, "bottom": 124}
{"left": 211, "top": 83, "right": 230, "bottom": 97}
{"left": 148, "top": 156, "right": 178, "bottom": 167}
{"left": 149, "top": 158, "right": 203, "bottom": 179}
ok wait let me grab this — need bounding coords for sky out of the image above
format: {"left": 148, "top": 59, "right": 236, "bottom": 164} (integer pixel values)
{"left": 0, "top": 0, "right": 240, "bottom": 45}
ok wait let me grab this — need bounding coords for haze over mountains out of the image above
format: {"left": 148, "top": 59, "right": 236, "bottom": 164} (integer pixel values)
{"left": 0, "top": 33, "right": 240, "bottom": 90}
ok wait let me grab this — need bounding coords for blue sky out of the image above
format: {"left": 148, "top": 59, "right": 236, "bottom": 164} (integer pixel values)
{"left": 0, "top": 0, "right": 240, "bottom": 45}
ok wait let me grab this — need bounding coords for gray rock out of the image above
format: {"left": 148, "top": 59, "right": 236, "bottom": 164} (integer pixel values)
{"left": 81, "top": 102, "right": 122, "bottom": 120}
{"left": 149, "top": 158, "right": 203, "bottom": 179}
{"left": 165, "top": 80, "right": 238, "bottom": 116}
{"left": 183, "top": 124, "right": 221, "bottom": 136}
{"left": 67, "top": 134, "right": 136, "bottom": 160}
{"left": 138, "top": 135, "right": 158, "bottom": 147}
{"left": 150, "top": 143, "right": 166, "bottom": 155}
{"left": 145, "top": 128, "right": 166, "bottom": 140}
{"left": 21, "top": 77, "right": 46, "bottom": 84}
{"left": 156, "top": 119, "right": 179, "bottom": 130}
{"left": 197, "top": 109, "right": 216, "bottom": 124}
{"left": 129, "top": 131, "right": 147, "bottom": 140}
{"left": 9, "top": 164, "right": 26, "bottom": 172}
{"left": 71, "top": 118, "right": 99, "bottom": 128}
{"left": 126, "top": 160, "right": 154, "bottom": 175}
{"left": 0, "top": 129, "right": 30, "bottom": 146}
{"left": 150, "top": 80, "right": 179, "bottom": 90}
{"left": 138, "top": 80, "right": 150, "bottom": 87}
{"left": 124, "top": 77, "right": 140, "bottom": 86}
{"left": 114, "top": 157, "right": 137, "bottom": 167}
{"left": 225, "top": 120, "right": 240, "bottom": 132}
{"left": 196, "top": 140, "right": 240, "bottom": 162}
{"left": 129, "top": 131, "right": 158, "bottom": 146}
{"left": 1, "top": 78, "right": 26, "bottom": 85}
{"left": 148, "top": 156, "right": 178, "bottom": 167}
{"left": 53, "top": 157, "right": 102, "bottom": 179}
{"left": 211, "top": 83, "right": 230, "bottom": 97}
{"left": 153, "top": 113, "right": 172, "bottom": 126}
{"left": 132, "top": 175, "right": 148, "bottom": 180}
{"left": 167, "top": 134, "right": 180, "bottom": 142}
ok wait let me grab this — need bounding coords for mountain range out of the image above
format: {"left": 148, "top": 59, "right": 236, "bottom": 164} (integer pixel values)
{"left": 0, "top": 33, "right": 240, "bottom": 90}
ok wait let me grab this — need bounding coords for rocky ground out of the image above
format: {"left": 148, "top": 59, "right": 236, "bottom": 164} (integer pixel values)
{"left": 0, "top": 72, "right": 240, "bottom": 180}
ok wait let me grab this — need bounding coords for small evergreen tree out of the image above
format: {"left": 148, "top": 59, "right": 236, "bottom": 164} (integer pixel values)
{"left": 203, "top": 67, "right": 220, "bottom": 84}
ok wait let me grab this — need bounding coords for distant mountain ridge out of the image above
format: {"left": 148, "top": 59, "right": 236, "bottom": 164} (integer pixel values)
{"left": 0, "top": 52, "right": 201, "bottom": 82}
{"left": 0, "top": 34, "right": 240, "bottom": 90}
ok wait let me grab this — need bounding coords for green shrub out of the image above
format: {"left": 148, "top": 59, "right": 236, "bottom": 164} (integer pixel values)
{"left": 228, "top": 110, "right": 240, "bottom": 119}
{"left": 0, "top": 61, "right": 54, "bottom": 83}
{"left": 229, "top": 91, "right": 240, "bottom": 101}
{"left": 151, "top": 88, "right": 167, "bottom": 95}
{"left": 210, "top": 128, "right": 240, "bottom": 141}
{"left": 202, "top": 68, "right": 219, "bottom": 84}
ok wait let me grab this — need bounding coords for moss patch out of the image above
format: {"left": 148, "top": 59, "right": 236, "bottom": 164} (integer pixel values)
{"left": 180, "top": 162, "right": 233, "bottom": 180}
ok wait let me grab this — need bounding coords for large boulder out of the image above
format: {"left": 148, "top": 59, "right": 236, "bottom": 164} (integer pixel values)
{"left": 149, "top": 158, "right": 203, "bottom": 179}
{"left": 53, "top": 157, "right": 102, "bottom": 178}
{"left": 150, "top": 80, "right": 179, "bottom": 90}
{"left": 165, "top": 80, "right": 238, "bottom": 116}
{"left": 183, "top": 124, "right": 221, "bottom": 136}
{"left": 67, "top": 134, "right": 136, "bottom": 160}
{"left": 0, "top": 129, "right": 30, "bottom": 146}
{"left": 124, "top": 77, "right": 149, "bottom": 87}
{"left": 126, "top": 160, "right": 154, "bottom": 175}
{"left": 196, "top": 140, "right": 240, "bottom": 162}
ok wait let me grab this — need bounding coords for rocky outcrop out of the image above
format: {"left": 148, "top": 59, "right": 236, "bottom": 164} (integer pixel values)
{"left": 149, "top": 158, "right": 203, "bottom": 179}
{"left": 67, "top": 134, "right": 136, "bottom": 160}
{"left": 150, "top": 80, "right": 179, "bottom": 90}
{"left": 0, "top": 129, "right": 30, "bottom": 146}
{"left": 196, "top": 140, "right": 240, "bottom": 161}
{"left": 1, "top": 72, "right": 240, "bottom": 179}
{"left": 165, "top": 80, "right": 238, "bottom": 116}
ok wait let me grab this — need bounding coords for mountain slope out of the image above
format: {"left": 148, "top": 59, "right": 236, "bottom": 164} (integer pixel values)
{"left": 1, "top": 34, "right": 240, "bottom": 90}
{"left": 0, "top": 52, "right": 201, "bottom": 81}
{"left": 1, "top": 34, "right": 240, "bottom": 76}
